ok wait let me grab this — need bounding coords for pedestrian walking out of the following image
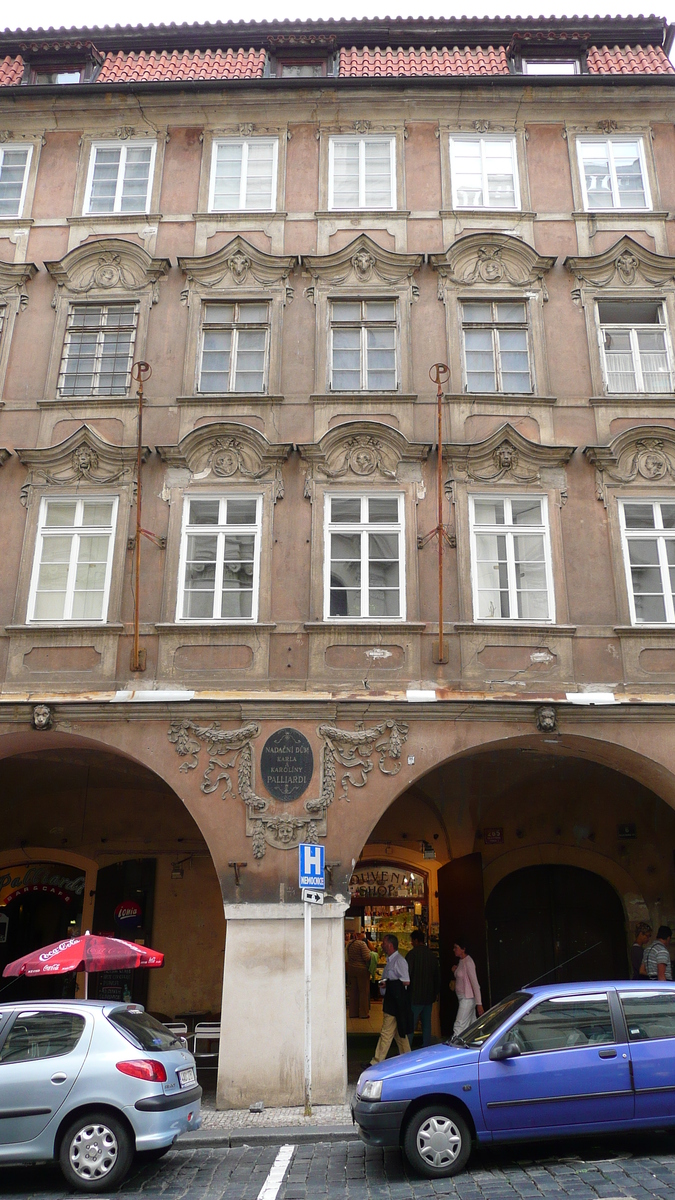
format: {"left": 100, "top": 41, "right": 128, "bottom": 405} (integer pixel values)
{"left": 644, "top": 925, "right": 673, "bottom": 981}
{"left": 370, "top": 934, "right": 412, "bottom": 1064}
{"left": 452, "top": 938, "right": 484, "bottom": 1037}
{"left": 631, "top": 921, "right": 652, "bottom": 979}
{"left": 406, "top": 928, "right": 440, "bottom": 1047}
{"left": 347, "top": 930, "right": 371, "bottom": 1019}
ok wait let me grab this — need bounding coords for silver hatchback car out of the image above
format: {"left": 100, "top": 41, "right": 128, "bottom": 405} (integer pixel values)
{"left": 0, "top": 999, "right": 201, "bottom": 1192}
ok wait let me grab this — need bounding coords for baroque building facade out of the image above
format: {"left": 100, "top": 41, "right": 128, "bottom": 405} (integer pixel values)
{"left": 0, "top": 12, "right": 675, "bottom": 1106}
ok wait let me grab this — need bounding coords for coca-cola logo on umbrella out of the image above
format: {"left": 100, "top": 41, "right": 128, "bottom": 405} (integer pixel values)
{"left": 114, "top": 900, "right": 142, "bottom": 930}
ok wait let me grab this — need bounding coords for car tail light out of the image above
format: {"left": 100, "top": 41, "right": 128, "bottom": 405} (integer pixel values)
{"left": 116, "top": 1059, "right": 167, "bottom": 1082}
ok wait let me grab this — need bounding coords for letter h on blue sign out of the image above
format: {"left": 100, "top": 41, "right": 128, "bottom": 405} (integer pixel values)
{"left": 299, "top": 843, "right": 325, "bottom": 888}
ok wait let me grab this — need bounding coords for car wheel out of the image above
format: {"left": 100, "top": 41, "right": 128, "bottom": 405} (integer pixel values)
{"left": 403, "top": 1105, "right": 472, "bottom": 1178}
{"left": 59, "top": 1111, "right": 133, "bottom": 1193}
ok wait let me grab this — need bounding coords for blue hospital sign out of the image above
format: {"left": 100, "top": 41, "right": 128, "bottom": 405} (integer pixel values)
{"left": 299, "top": 843, "right": 325, "bottom": 889}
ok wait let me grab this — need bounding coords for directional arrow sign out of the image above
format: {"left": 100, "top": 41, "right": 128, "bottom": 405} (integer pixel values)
{"left": 301, "top": 889, "right": 324, "bottom": 905}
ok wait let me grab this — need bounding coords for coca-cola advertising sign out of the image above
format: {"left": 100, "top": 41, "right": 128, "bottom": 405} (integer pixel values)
{"left": 114, "top": 900, "right": 142, "bottom": 930}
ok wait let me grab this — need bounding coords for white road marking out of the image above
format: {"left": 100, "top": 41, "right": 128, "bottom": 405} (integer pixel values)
{"left": 257, "top": 1143, "right": 295, "bottom": 1200}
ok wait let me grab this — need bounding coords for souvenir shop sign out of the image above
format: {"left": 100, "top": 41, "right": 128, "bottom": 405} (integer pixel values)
{"left": 0, "top": 863, "right": 85, "bottom": 908}
{"left": 261, "top": 727, "right": 314, "bottom": 802}
{"left": 350, "top": 865, "right": 425, "bottom": 900}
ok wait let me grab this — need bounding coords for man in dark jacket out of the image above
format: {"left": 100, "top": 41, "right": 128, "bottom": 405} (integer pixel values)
{"left": 407, "top": 928, "right": 440, "bottom": 1047}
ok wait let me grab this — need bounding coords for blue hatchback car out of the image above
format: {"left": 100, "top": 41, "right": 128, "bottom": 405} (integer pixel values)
{"left": 353, "top": 981, "right": 675, "bottom": 1179}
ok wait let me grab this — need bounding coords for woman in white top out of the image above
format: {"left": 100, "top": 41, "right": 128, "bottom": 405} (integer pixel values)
{"left": 452, "top": 939, "right": 484, "bottom": 1036}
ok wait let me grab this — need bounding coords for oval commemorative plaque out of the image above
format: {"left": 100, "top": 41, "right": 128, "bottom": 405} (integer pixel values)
{"left": 260, "top": 727, "right": 314, "bottom": 802}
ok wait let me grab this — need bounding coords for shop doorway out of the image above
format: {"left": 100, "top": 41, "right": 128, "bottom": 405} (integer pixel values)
{"left": 0, "top": 862, "right": 85, "bottom": 1001}
{"left": 486, "top": 864, "right": 629, "bottom": 1002}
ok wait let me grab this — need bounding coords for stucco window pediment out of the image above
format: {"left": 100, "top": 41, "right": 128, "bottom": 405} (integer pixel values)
{"left": 157, "top": 421, "right": 292, "bottom": 502}
{"left": 303, "top": 234, "right": 422, "bottom": 298}
{"left": 45, "top": 238, "right": 170, "bottom": 304}
{"left": 431, "top": 233, "right": 555, "bottom": 296}
{"left": 178, "top": 236, "right": 297, "bottom": 303}
{"left": 298, "top": 420, "right": 430, "bottom": 500}
{"left": 565, "top": 235, "right": 675, "bottom": 290}
{"left": 0, "top": 260, "right": 37, "bottom": 307}
{"left": 16, "top": 424, "right": 147, "bottom": 505}
{"left": 444, "top": 422, "right": 576, "bottom": 488}
{"left": 585, "top": 425, "right": 675, "bottom": 500}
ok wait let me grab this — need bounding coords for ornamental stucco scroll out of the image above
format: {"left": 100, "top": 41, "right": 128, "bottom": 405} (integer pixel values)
{"left": 167, "top": 718, "right": 408, "bottom": 857}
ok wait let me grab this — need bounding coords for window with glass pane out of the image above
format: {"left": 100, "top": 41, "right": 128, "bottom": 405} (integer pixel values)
{"left": 505, "top": 995, "right": 614, "bottom": 1054}
{"left": 199, "top": 302, "right": 269, "bottom": 393}
{"left": 0, "top": 145, "right": 32, "bottom": 217}
{"left": 326, "top": 494, "right": 403, "bottom": 619}
{"left": 330, "top": 300, "right": 397, "bottom": 391}
{"left": 58, "top": 304, "right": 138, "bottom": 397}
{"left": 462, "top": 301, "right": 532, "bottom": 393}
{"left": 0, "top": 1012, "right": 86, "bottom": 1063}
{"left": 85, "top": 142, "right": 154, "bottom": 214}
{"left": 329, "top": 137, "right": 395, "bottom": 210}
{"left": 620, "top": 500, "right": 675, "bottom": 623}
{"left": 450, "top": 137, "right": 518, "bottom": 209}
{"left": 598, "top": 301, "right": 671, "bottom": 394}
{"left": 210, "top": 139, "right": 277, "bottom": 211}
{"left": 179, "top": 496, "right": 261, "bottom": 621}
{"left": 620, "top": 992, "right": 675, "bottom": 1041}
{"left": 578, "top": 137, "right": 649, "bottom": 210}
{"left": 471, "top": 495, "right": 553, "bottom": 621}
{"left": 29, "top": 497, "right": 117, "bottom": 622}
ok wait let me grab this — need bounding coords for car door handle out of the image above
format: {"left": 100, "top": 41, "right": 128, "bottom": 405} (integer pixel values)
{"left": 598, "top": 1049, "right": 617, "bottom": 1058}
{"left": 51, "top": 1073, "right": 67, "bottom": 1083}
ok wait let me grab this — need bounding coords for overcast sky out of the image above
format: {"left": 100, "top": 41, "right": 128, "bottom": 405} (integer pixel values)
{"left": 4, "top": 0, "right": 675, "bottom": 34}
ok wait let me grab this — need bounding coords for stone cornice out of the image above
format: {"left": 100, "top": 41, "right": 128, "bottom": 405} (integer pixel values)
{"left": 444, "top": 422, "right": 575, "bottom": 485}
{"left": 0, "top": 259, "right": 37, "bottom": 307}
{"left": 302, "top": 233, "right": 423, "bottom": 296}
{"left": 45, "top": 237, "right": 170, "bottom": 304}
{"left": 157, "top": 420, "right": 292, "bottom": 501}
{"left": 431, "top": 232, "right": 556, "bottom": 294}
{"left": 585, "top": 424, "right": 675, "bottom": 500}
{"left": 179, "top": 235, "right": 297, "bottom": 300}
{"left": 16, "top": 424, "right": 147, "bottom": 504}
{"left": 298, "top": 420, "right": 430, "bottom": 498}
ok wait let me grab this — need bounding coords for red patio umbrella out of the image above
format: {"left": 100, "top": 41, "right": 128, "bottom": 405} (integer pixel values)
{"left": 3, "top": 932, "right": 164, "bottom": 997}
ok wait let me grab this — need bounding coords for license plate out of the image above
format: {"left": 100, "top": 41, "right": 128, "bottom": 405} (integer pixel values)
{"left": 178, "top": 1067, "right": 196, "bottom": 1089}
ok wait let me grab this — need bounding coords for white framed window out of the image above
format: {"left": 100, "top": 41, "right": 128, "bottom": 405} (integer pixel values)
{"left": 330, "top": 299, "right": 397, "bottom": 391}
{"left": 198, "top": 301, "right": 270, "bottom": 393}
{"left": 522, "top": 58, "right": 579, "bottom": 74}
{"left": 469, "top": 495, "right": 554, "bottom": 622}
{"left": 598, "top": 300, "right": 672, "bottom": 394}
{"left": 177, "top": 496, "right": 262, "bottom": 622}
{"left": 449, "top": 136, "right": 519, "bottom": 210}
{"left": 28, "top": 496, "right": 118, "bottom": 623}
{"left": 328, "top": 136, "right": 396, "bottom": 210}
{"left": 209, "top": 139, "right": 278, "bottom": 212}
{"left": 58, "top": 303, "right": 138, "bottom": 397}
{"left": 461, "top": 300, "right": 532, "bottom": 393}
{"left": 325, "top": 493, "right": 405, "bottom": 620}
{"left": 84, "top": 140, "right": 156, "bottom": 214}
{"left": 619, "top": 500, "right": 675, "bottom": 624}
{"left": 577, "top": 137, "right": 650, "bottom": 211}
{"left": 0, "top": 145, "right": 32, "bottom": 217}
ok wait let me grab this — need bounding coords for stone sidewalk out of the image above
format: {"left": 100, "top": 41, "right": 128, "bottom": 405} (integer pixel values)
{"left": 197, "top": 1086, "right": 355, "bottom": 1131}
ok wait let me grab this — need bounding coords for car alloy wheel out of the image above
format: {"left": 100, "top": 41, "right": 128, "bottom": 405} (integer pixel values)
{"left": 69, "top": 1122, "right": 119, "bottom": 1180}
{"left": 403, "top": 1105, "right": 472, "bottom": 1178}
{"left": 416, "top": 1114, "right": 462, "bottom": 1168}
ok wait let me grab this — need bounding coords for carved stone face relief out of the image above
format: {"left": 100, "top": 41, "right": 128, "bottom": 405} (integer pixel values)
{"left": 228, "top": 252, "right": 251, "bottom": 285}
{"left": 351, "top": 250, "right": 376, "bottom": 282}
{"left": 32, "top": 704, "right": 52, "bottom": 731}
{"left": 535, "top": 705, "right": 557, "bottom": 733}
{"left": 615, "top": 251, "right": 639, "bottom": 286}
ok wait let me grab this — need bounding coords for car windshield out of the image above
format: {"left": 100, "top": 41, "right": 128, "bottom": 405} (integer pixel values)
{"left": 450, "top": 993, "right": 530, "bottom": 1047}
{"left": 108, "top": 1007, "right": 182, "bottom": 1051}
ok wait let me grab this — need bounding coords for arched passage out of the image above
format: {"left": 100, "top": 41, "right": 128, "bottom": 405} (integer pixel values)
{"left": 348, "top": 742, "right": 675, "bottom": 1041}
{"left": 0, "top": 742, "right": 225, "bottom": 1017}
{"left": 486, "top": 865, "right": 628, "bottom": 1002}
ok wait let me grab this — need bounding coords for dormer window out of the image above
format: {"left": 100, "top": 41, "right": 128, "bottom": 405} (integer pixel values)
{"left": 32, "top": 68, "right": 84, "bottom": 84}
{"left": 522, "top": 57, "right": 580, "bottom": 74}
{"left": 278, "top": 60, "right": 325, "bottom": 77}
{"left": 20, "top": 40, "right": 102, "bottom": 86}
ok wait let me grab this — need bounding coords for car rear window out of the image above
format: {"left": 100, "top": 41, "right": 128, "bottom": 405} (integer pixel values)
{"left": 108, "top": 1007, "right": 182, "bottom": 1051}
{"left": 620, "top": 991, "right": 675, "bottom": 1040}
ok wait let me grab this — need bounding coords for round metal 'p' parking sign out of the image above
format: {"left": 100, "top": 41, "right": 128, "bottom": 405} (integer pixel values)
{"left": 260, "top": 727, "right": 314, "bottom": 802}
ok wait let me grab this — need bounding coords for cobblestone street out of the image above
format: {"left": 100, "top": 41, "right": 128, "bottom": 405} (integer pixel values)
{"left": 3, "top": 1134, "right": 675, "bottom": 1200}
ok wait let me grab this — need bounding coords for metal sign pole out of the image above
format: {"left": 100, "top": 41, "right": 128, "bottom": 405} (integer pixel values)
{"left": 303, "top": 897, "right": 312, "bottom": 1116}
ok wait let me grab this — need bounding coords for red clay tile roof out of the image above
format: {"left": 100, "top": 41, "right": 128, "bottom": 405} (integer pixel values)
{"left": 338, "top": 45, "right": 510, "bottom": 77}
{"left": 96, "top": 46, "right": 266, "bottom": 82}
{"left": 0, "top": 55, "right": 22, "bottom": 84}
{"left": 587, "top": 44, "right": 674, "bottom": 75}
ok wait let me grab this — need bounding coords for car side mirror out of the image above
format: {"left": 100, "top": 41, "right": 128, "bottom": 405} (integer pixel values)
{"left": 490, "top": 1042, "right": 521, "bottom": 1061}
